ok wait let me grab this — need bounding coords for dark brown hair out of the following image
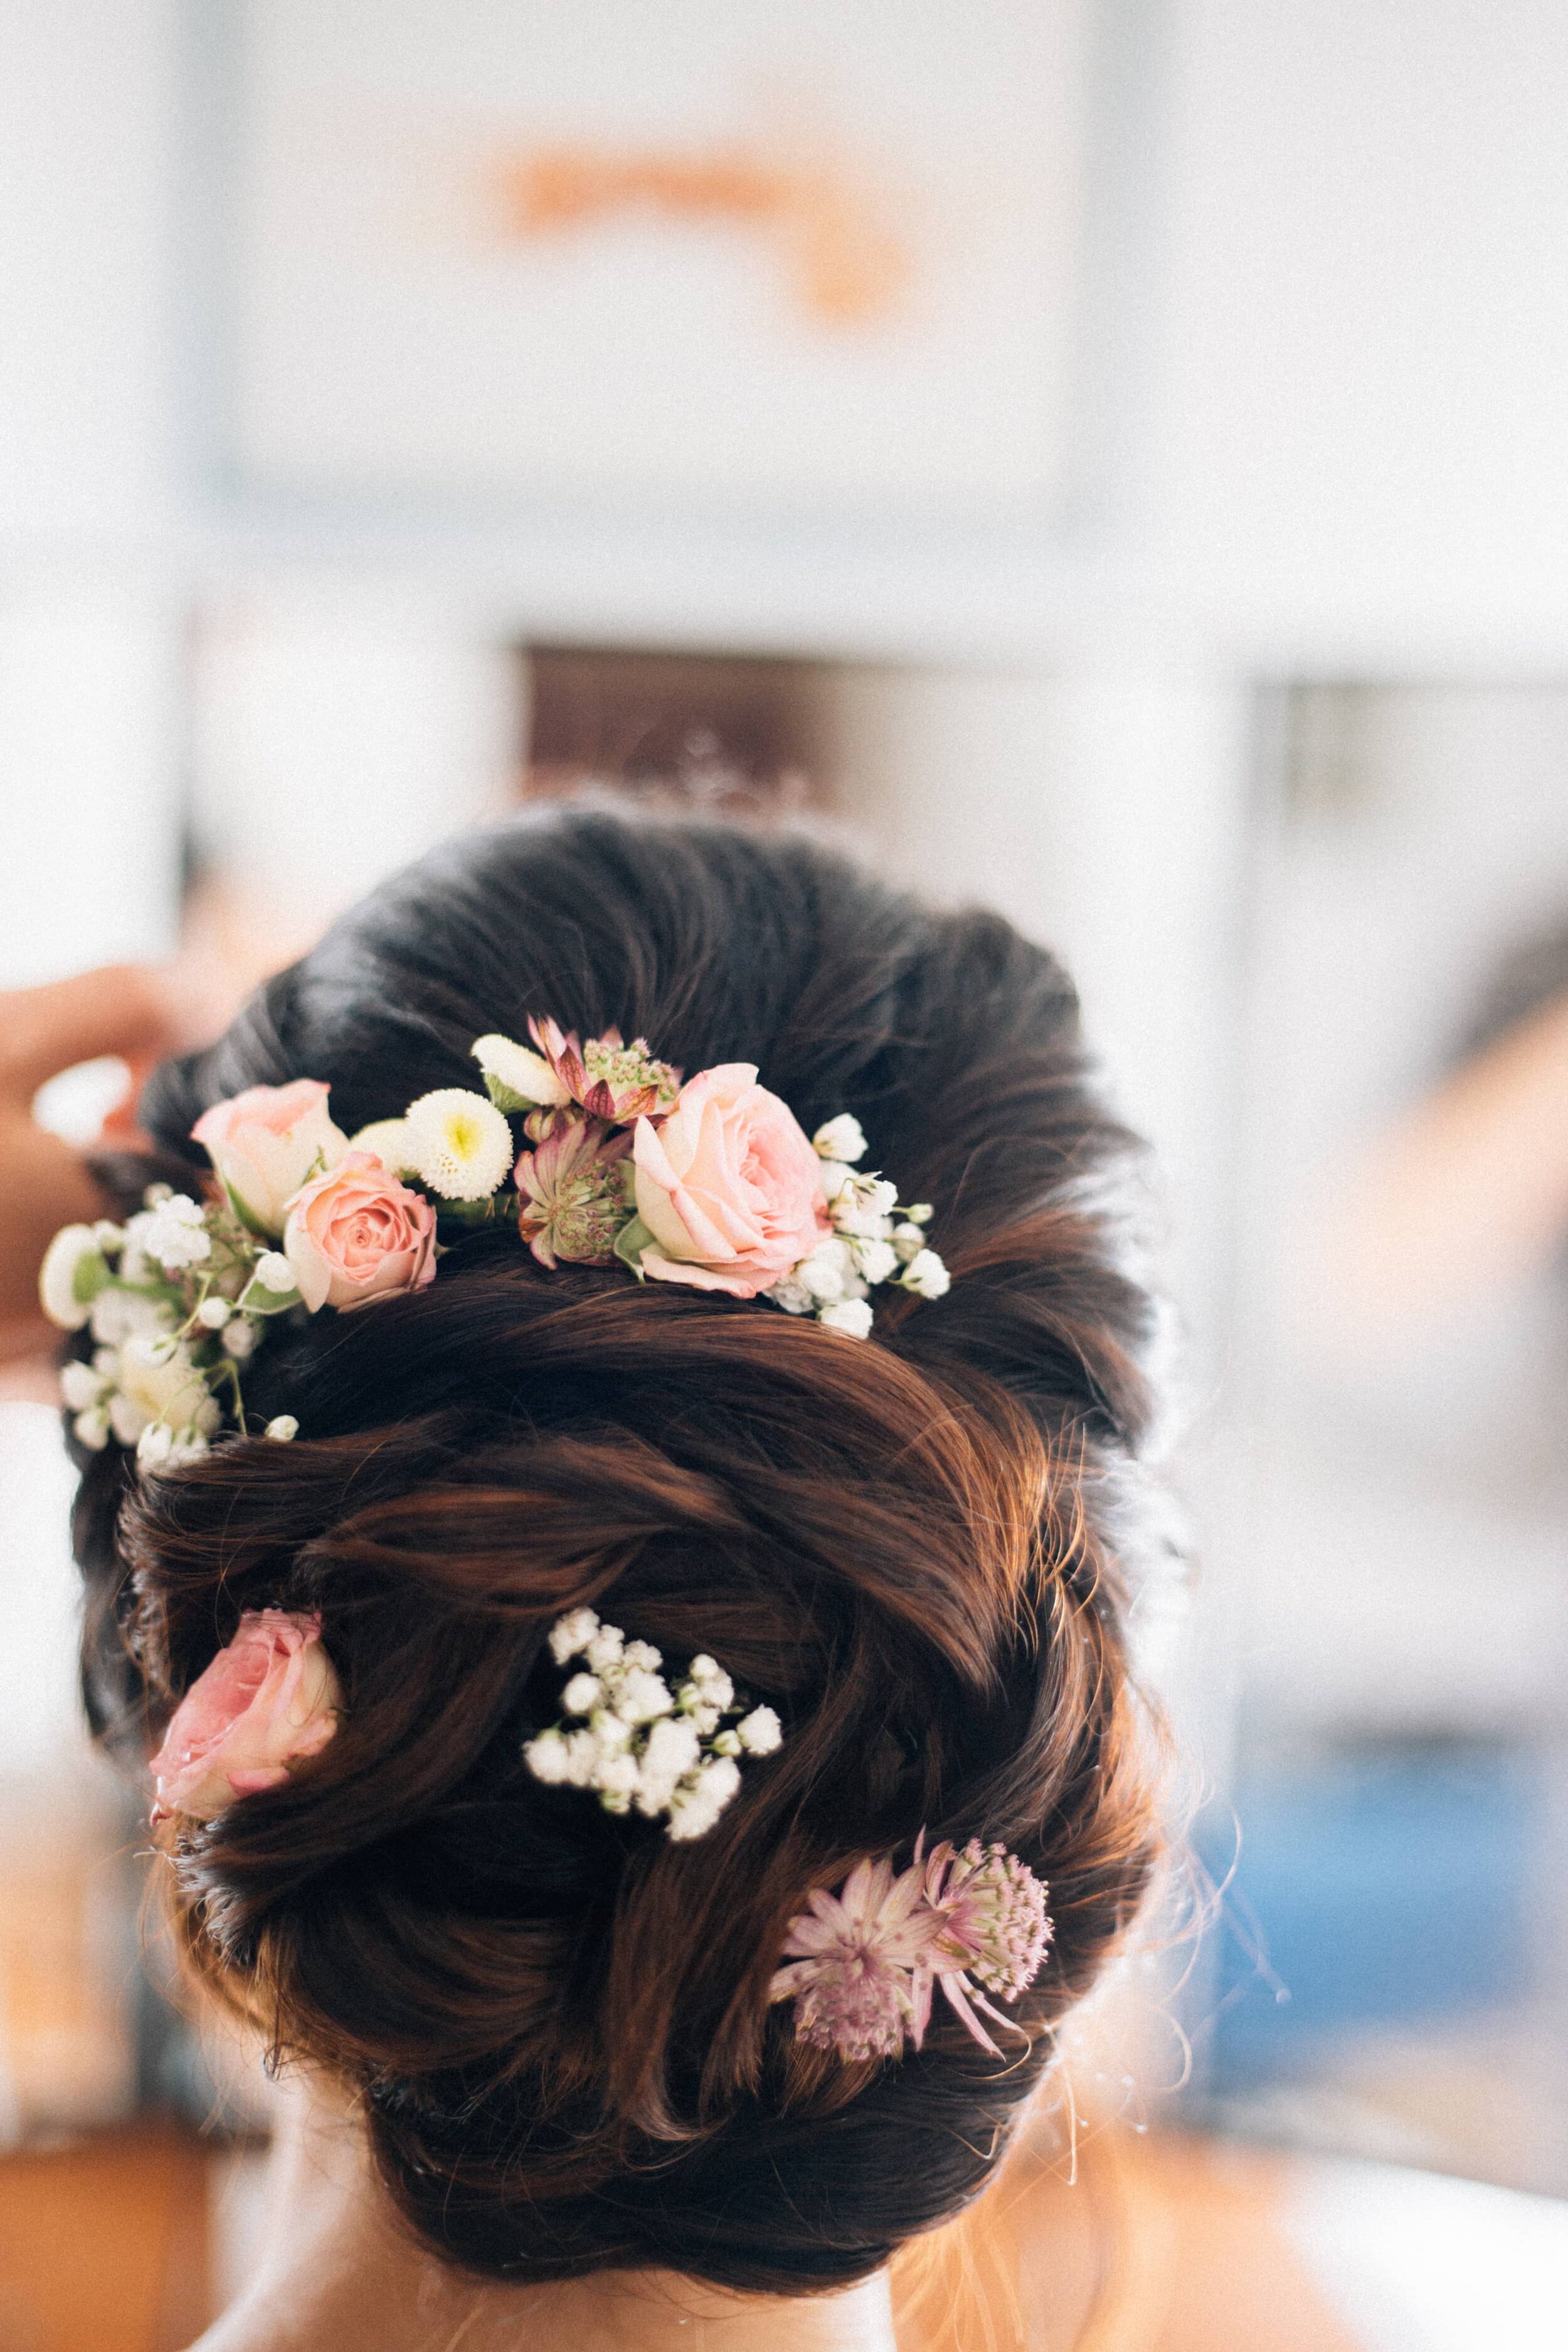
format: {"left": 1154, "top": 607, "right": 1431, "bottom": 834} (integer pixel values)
{"left": 72, "top": 809, "right": 1168, "bottom": 2293}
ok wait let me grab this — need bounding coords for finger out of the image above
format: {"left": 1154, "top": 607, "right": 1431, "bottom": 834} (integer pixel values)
{"left": 0, "top": 965, "right": 189, "bottom": 1098}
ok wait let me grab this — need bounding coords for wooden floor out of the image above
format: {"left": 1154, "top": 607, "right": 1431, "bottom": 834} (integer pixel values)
{"left": 0, "top": 2119, "right": 1379, "bottom": 2352}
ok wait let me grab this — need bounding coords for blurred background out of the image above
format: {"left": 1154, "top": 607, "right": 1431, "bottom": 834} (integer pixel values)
{"left": 5, "top": 3, "right": 1568, "bottom": 2344}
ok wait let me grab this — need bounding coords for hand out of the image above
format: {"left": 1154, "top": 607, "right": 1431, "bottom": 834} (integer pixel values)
{"left": 0, "top": 967, "right": 193, "bottom": 1369}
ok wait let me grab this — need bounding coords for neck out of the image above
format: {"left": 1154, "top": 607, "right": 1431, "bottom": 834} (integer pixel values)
{"left": 198, "top": 2070, "right": 899, "bottom": 2352}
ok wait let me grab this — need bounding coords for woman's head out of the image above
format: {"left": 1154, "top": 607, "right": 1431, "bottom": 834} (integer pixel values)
{"left": 72, "top": 808, "right": 1168, "bottom": 2292}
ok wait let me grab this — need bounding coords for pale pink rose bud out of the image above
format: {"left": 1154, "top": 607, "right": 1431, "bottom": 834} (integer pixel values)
{"left": 282, "top": 1150, "right": 437, "bottom": 1313}
{"left": 148, "top": 1609, "right": 341, "bottom": 1820}
{"left": 632, "top": 1066, "right": 832, "bottom": 1299}
{"left": 192, "top": 1081, "right": 348, "bottom": 1238}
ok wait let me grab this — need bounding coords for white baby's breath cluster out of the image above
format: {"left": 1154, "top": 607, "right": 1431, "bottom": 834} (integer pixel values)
{"left": 765, "top": 1116, "right": 949, "bottom": 1339}
{"left": 524, "top": 1609, "right": 783, "bottom": 1841}
{"left": 41, "top": 1183, "right": 306, "bottom": 1465}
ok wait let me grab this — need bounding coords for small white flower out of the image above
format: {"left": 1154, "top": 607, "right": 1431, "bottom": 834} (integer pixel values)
{"left": 830, "top": 1175, "right": 898, "bottom": 1239}
{"left": 561, "top": 1671, "right": 602, "bottom": 1715}
{"left": 635, "top": 1715, "right": 701, "bottom": 1809}
{"left": 738, "top": 1706, "right": 783, "bottom": 1755}
{"left": 38, "top": 1225, "right": 108, "bottom": 1332}
{"left": 144, "top": 1183, "right": 172, "bottom": 1208}
{"left": 766, "top": 1271, "right": 816, "bottom": 1315}
{"left": 196, "top": 1295, "right": 233, "bottom": 1330}
{"left": 584, "top": 1625, "right": 625, "bottom": 1671}
{"left": 222, "top": 1318, "right": 258, "bottom": 1359}
{"left": 166, "top": 1428, "right": 211, "bottom": 1466}
{"left": 813, "top": 1114, "right": 867, "bottom": 1165}
{"left": 907, "top": 1203, "right": 933, "bottom": 1226}
{"left": 470, "top": 1033, "right": 570, "bottom": 1111}
{"left": 524, "top": 1728, "right": 571, "bottom": 1784}
{"left": 588, "top": 1708, "right": 633, "bottom": 1752}
{"left": 901, "top": 1249, "right": 951, "bottom": 1301}
{"left": 137, "top": 1422, "right": 174, "bottom": 1466}
{"left": 851, "top": 1236, "right": 899, "bottom": 1286}
{"left": 255, "top": 1251, "right": 297, "bottom": 1295}
{"left": 684, "top": 1660, "right": 733, "bottom": 1710}
{"left": 798, "top": 1237, "right": 852, "bottom": 1303}
{"left": 92, "top": 1221, "right": 125, "bottom": 1255}
{"left": 140, "top": 1194, "right": 211, "bottom": 1273}
{"left": 563, "top": 1729, "right": 600, "bottom": 1786}
{"left": 403, "top": 1088, "right": 515, "bottom": 1201}
{"left": 109, "top": 1394, "right": 147, "bottom": 1446}
{"left": 90, "top": 1286, "right": 172, "bottom": 1347}
{"left": 817, "top": 1160, "right": 855, "bottom": 1205}
{"left": 819, "top": 1298, "right": 874, "bottom": 1340}
{"left": 622, "top": 1639, "right": 662, "bottom": 1671}
{"left": 891, "top": 1221, "right": 926, "bottom": 1264}
{"left": 711, "top": 1728, "right": 743, "bottom": 1757}
{"left": 73, "top": 1406, "right": 111, "bottom": 1451}
{"left": 619, "top": 1666, "right": 674, "bottom": 1725}
{"left": 549, "top": 1607, "right": 600, "bottom": 1665}
{"left": 265, "top": 1415, "right": 299, "bottom": 1443}
{"left": 60, "top": 1360, "right": 107, "bottom": 1412}
{"left": 593, "top": 1754, "right": 641, "bottom": 1808}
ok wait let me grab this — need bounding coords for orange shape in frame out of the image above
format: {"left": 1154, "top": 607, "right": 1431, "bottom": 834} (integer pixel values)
{"left": 496, "top": 141, "right": 912, "bottom": 328}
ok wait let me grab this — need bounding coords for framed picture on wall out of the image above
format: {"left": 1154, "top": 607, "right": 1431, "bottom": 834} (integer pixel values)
{"left": 206, "top": 0, "right": 1101, "bottom": 518}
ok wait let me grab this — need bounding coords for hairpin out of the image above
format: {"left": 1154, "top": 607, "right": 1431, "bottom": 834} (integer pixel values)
{"left": 41, "top": 1017, "right": 949, "bottom": 1460}
{"left": 769, "top": 1835, "right": 1052, "bottom": 2061}
{"left": 524, "top": 1609, "right": 782, "bottom": 1841}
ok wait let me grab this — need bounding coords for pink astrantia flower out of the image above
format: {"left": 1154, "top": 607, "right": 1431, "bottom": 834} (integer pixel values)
{"left": 527, "top": 1015, "right": 681, "bottom": 1127}
{"left": 514, "top": 1119, "right": 634, "bottom": 1268}
{"left": 632, "top": 1065, "right": 832, "bottom": 1299}
{"left": 192, "top": 1081, "right": 347, "bottom": 1237}
{"left": 769, "top": 1853, "right": 944, "bottom": 2061}
{"left": 770, "top": 1835, "right": 1052, "bottom": 2062}
{"left": 148, "top": 1609, "right": 341, "bottom": 1821}
{"left": 282, "top": 1150, "right": 438, "bottom": 1311}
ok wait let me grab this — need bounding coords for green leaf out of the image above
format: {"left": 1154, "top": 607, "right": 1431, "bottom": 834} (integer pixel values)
{"left": 613, "top": 1216, "right": 657, "bottom": 1279}
{"left": 71, "top": 1250, "right": 112, "bottom": 1306}
{"left": 482, "top": 1071, "right": 532, "bottom": 1115}
{"left": 238, "top": 1274, "right": 300, "bottom": 1315}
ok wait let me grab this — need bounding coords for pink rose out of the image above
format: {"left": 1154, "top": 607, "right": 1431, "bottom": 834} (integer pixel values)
{"left": 193, "top": 1080, "right": 347, "bottom": 1237}
{"left": 148, "top": 1609, "right": 341, "bottom": 1820}
{"left": 282, "top": 1150, "right": 437, "bottom": 1312}
{"left": 632, "top": 1064, "right": 831, "bottom": 1298}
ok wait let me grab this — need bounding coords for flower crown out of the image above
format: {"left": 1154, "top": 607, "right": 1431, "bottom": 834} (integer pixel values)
{"left": 41, "top": 1017, "right": 950, "bottom": 1462}
{"left": 148, "top": 1599, "right": 1051, "bottom": 2064}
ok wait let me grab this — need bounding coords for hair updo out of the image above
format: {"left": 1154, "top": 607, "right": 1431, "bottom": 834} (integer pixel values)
{"left": 72, "top": 808, "right": 1169, "bottom": 2294}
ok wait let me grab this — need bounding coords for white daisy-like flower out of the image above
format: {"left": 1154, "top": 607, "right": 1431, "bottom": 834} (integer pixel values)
{"left": 403, "top": 1088, "right": 516, "bottom": 1201}
{"left": 549, "top": 1607, "right": 600, "bottom": 1665}
{"left": 901, "top": 1249, "right": 951, "bottom": 1301}
{"left": 812, "top": 1114, "right": 867, "bottom": 1165}
{"left": 38, "top": 1225, "right": 108, "bottom": 1332}
{"left": 140, "top": 1194, "right": 212, "bottom": 1273}
{"left": 820, "top": 1298, "right": 874, "bottom": 1340}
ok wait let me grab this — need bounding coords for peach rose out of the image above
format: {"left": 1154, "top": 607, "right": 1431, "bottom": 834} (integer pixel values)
{"left": 632, "top": 1064, "right": 831, "bottom": 1297}
{"left": 193, "top": 1080, "right": 347, "bottom": 1237}
{"left": 282, "top": 1150, "right": 437, "bottom": 1312}
{"left": 149, "top": 1609, "right": 341, "bottom": 1820}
